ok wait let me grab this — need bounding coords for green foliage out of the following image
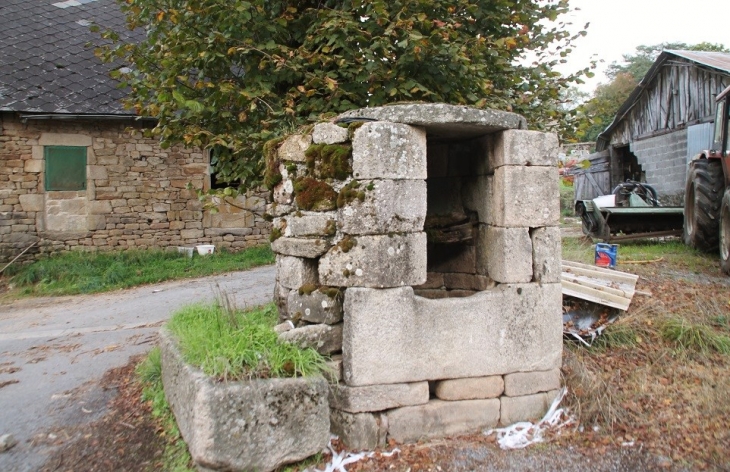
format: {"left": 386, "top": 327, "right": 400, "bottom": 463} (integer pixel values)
{"left": 98, "top": 0, "right": 592, "bottom": 192}
{"left": 574, "top": 72, "right": 636, "bottom": 142}
{"left": 8, "top": 246, "right": 274, "bottom": 297}
{"left": 293, "top": 177, "right": 337, "bottom": 211}
{"left": 136, "top": 348, "right": 195, "bottom": 472}
{"left": 166, "top": 302, "right": 328, "bottom": 380}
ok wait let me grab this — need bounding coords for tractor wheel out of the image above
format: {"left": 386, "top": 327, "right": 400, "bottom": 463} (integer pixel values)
{"left": 720, "top": 190, "right": 730, "bottom": 275}
{"left": 683, "top": 159, "right": 724, "bottom": 251}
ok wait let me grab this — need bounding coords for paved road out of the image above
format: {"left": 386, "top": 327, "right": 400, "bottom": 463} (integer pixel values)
{"left": 0, "top": 265, "right": 276, "bottom": 472}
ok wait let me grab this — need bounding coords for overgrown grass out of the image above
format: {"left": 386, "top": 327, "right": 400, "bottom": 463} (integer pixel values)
{"left": 167, "top": 302, "right": 328, "bottom": 380}
{"left": 591, "top": 321, "right": 649, "bottom": 350}
{"left": 136, "top": 348, "right": 194, "bottom": 472}
{"left": 660, "top": 317, "right": 730, "bottom": 355}
{"left": 5, "top": 245, "right": 274, "bottom": 297}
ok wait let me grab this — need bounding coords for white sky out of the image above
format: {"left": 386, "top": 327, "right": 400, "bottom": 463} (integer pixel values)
{"left": 558, "top": 0, "right": 730, "bottom": 92}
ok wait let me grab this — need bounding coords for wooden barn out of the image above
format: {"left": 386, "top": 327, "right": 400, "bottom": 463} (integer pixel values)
{"left": 575, "top": 50, "right": 730, "bottom": 205}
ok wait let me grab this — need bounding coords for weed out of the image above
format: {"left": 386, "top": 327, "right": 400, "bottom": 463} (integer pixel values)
{"left": 8, "top": 245, "right": 275, "bottom": 298}
{"left": 136, "top": 348, "right": 194, "bottom": 471}
{"left": 562, "top": 347, "right": 632, "bottom": 431}
{"left": 660, "top": 317, "right": 730, "bottom": 355}
{"left": 592, "top": 322, "right": 647, "bottom": 349}
{"left": 166, "top": 303, "right": 328, "bottom": 380}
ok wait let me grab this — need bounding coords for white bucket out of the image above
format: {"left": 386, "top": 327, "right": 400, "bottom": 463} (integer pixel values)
{"left": 593, "top": 194, "right": 616, "bottom": 208}
{"left": 196, "top": 245, "right": 215, "bottom": 256}
{"left": 177, "top": 246, "right": 194, "bottom": 258}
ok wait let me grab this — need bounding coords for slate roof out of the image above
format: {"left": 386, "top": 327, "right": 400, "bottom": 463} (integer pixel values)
{"left": 0, "top": 0, "right": 140, "bottom": 115}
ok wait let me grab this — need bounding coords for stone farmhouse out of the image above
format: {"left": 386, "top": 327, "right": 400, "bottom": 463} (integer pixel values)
{"left": 0, "top": 0, "right": 269, "bottom": 263}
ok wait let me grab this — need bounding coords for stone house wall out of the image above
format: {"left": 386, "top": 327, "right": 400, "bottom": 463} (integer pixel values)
{"left": 0, "top": 113, "right": 270, "bottom": 262}
{"left": 269, "top": 104, "right": 563, "bottom": 448}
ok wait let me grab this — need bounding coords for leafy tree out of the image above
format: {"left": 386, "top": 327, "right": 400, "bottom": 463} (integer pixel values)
{"left": 98, "top": 0, "right": 591, "bottom": 191}
{"left": 575, "top": 42, "right": 729, "bottom": 143}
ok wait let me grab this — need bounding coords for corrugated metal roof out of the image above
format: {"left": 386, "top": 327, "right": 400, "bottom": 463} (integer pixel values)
{"left": 667, "top": 50, "right": 730, "bottom": 74}
{"left": 596, "top": 50, "right": 730, "bottom": 151}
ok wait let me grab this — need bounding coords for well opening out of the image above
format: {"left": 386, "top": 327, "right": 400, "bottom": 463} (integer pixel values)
{"left": 417, "top": 135, "right": 494, "bottom": 299}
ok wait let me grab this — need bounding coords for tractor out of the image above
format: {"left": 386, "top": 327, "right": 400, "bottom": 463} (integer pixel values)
{"left": 684, "top": 84, "right": 730, "bottom": 274}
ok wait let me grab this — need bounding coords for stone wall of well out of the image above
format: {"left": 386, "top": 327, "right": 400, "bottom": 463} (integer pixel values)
{"left": 0, "top": 113, "right": 269, "bottom": 261}
{"left": 270, "top": 104, "right": 564, "bottom": 448}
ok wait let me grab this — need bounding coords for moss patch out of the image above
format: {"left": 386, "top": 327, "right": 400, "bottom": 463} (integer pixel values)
{"left": 305, "top": 143, "right": 352, "bottom": 180}
{"left": 269, "top": 227, "right": 282, "bottom": 242}
{"left": 263, "top": 137, "right": 285, "bottom": 190}
{"left": 293, "top": 177, "right": 337, "bottom": 211}
{"left": 337, "top": 235, "right": 357, "bottom": 253}
{"left": 298, "top": 283, "right": 318, "bottom": 296}
{"left": 318, "top": 286, "right": 343, "bottom": 300}
{"left": 348, "top": 121, "right": 365, "bottom": 141}
{"left": 324, "top": 219, "right": 337, "bottom": 236}
{"left": 337, "top": 181, "right": 366, "bottom": 208}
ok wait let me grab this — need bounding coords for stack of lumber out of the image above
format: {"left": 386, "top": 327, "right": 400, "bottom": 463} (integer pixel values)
{"left": 561, "top": 261, "right": 639, "bottom": 311}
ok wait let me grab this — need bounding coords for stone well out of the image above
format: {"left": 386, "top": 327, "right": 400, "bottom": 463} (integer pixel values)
{"left": 269, "top": 103, "right": 563, "bottom": 448}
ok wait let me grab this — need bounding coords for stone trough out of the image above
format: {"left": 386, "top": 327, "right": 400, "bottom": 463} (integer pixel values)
{"left": 271, "top": 103, "right": 564, "bottom": 449}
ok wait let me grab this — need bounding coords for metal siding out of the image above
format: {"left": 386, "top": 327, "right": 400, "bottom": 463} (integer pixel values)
{"left": 686, "top": 122, "right": 714, "bottom": 163}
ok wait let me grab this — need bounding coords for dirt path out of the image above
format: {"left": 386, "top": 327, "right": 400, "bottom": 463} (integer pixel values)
{"left": 0, "top": 265, "right": 276, "bottom": 472}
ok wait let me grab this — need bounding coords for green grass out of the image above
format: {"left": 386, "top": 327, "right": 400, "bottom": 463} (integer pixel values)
{"left": 167, "top": 302, "right": 328, "bottom": 380}
{"left": 136, "top": 348, "right": 195, "bottom": 472}
{"left": 5, "top": 245, "right": 274, "bottom": 297}
{"left": 559, "top": 179, "right": 575, "bottom": 218}
{"left": 591, "top": 321, "right": 649, "bottom": 349}
{"left": 561, "top": 236, "right": 717, "bottom": 272}
{"left": 660, "top": 317, "right": 730, "bottom": 355}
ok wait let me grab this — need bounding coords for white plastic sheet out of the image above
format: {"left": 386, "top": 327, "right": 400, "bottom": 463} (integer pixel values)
{"left": 484, "top": 387, "right": 574, "bottom": 449}
{"left": 308, "top": 436, "right": 400, "bottom": 472}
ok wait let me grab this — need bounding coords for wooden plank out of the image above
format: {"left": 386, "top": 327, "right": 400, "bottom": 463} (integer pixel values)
{"left": 562, "top": 273, "right": 636, "bottom": 298}
{"left": 562, "top": 280, "right": 631, "bottom": 311}
{"left": 561, "top": 260, "right": 639, "bottom": 284}
{"left": 585, "top": 172, "right": 602, "bottom": 194}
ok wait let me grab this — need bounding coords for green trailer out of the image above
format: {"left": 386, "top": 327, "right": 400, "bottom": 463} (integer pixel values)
{"left": 575, "top": 182, "right": 684, "bottom": 242}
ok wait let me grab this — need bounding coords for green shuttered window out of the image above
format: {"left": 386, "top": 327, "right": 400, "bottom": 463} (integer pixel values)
{"left": 45, "top": 146, "right": 87, "bottom": 191}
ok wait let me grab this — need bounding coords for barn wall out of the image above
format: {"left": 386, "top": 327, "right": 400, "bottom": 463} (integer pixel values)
{"left": 629, "top": 129, "right": 687, "bottom": 205}
{"left": 0, "top": 113, "right": 270, "bottom": 262}
{"left": 609, "top": 58, "right": 729, "bottom": 147}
